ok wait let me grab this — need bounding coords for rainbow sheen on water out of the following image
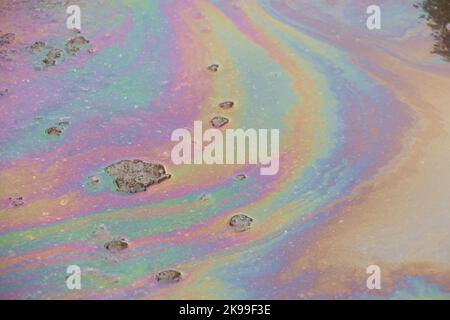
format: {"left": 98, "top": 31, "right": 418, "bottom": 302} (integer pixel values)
{"left": 0, "top": 0, "right": 449, "bottom": 299}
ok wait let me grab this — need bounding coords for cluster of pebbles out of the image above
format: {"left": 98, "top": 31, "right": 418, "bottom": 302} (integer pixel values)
{"left": 43, "top": 48, "right": 63, "bottom": 66}
{"left": 67, "top": 59, "right": 254, "bottom": 286}
{"left": 2, "top": 8, "right": 258, "bottom": 288}
{"left": 207, "top": 63, "right": 254, "bottom": 233}
{"left": 8, "top": 196, "right": 24, "bottom": 208}
{"left": 30, "top": 32, "right": 90, "bottom": 67}
{"left": 207, "top": 63, "right": 236, "bottom": 129}
{"left": 65, "top": 35, "right": 90, "bottom": 55}
{"left": 0, "top": 32, "right": 15, "bottom": 47}
{"left": 0, "top": 32, "right": 15, "bottom": 62}
{"left": 94, "top": 224, "right": 182, "bottom": 284}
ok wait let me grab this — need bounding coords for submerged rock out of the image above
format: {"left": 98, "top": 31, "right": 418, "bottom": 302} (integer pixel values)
{"left": 89, "top": 176, "right": 101, "bottom": 187}
{"left": 207, "top": 64, "right": 219, "bottom": 72}
{"left": 9, "top": 196, "right": 24, "bottom": 208}
{"left": 104, "top": 236, "right": 129, "bottom": 252}
{"left": 199, "top": 193, "right": 210, "bottom": 202}
{"left": 229, "top": 214, "right": 253, "bottom": 232}
{"left": 156, "top": 270, "right": 182, "bottom": 283}
{"left": 43, "top": 49, "right": 63, "bottom": 66}
{"left": 219, "top": 101, "right": 235, "bottom": 109}
{"left": 45, "top": 121, "right": 69, "bottom": 136}
{"left": 46, "top": 127, "right": 63, "bottom": 136}
{"left": 235, "top": 174, "right": 247, "bottom": 181}
{"left": 65, "top": 35, "right": 90, "bottom": 54}
{"left": 105, "top": 160, "right": 171, "bottom": 193}
{"left": 210, "top": 116, "right": 229, "bottom": 128}
{"left": 30, "top": 41, "right": 45, "bottom": 53}
{"left": 0, "top": 33, "right": 15, "bottom": 47}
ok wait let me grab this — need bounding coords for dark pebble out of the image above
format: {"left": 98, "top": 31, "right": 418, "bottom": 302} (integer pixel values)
{"left": 156, "top": 270, "right": 182, "bottom": 283}
{"left": 9, "top": 196, "right": 24, "bottom": 207}
{"left": 30, "top": 41, "right": 45, "bottom": 53}
{"left": 65, "top": 36, "right": 90, "bottom": 54}
{"left": 229, "top": 214, "right": 253, "bottom": 232}
{"left": 219, "top": 101, "right": 234, "bottom": 109}
{"left": 46, "top": 127, "right": 63, "bottom": 136}
{"left": 43, "top": 49, "right": 63, "bottom": 66}
{"left": 104, "top": 237, "right": 129, "bottom": 252}
{"left": 0, "top": 33, "right": 15, "bottom": 47}
{"left": 210, "top": 116, "right": 229, "bottom": 128}
{"left": 207, "top": 64, "right": 219, "bottom": 72}
{"left": 235, "top": 174, "right": 247, "bottom": 181}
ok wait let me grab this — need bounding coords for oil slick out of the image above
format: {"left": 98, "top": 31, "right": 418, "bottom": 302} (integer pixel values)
{"left": 0, "top": 0, "right": 449, "bottom": 300}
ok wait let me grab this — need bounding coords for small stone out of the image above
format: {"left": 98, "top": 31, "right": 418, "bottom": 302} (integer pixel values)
{"left": 219, "top": 101, "right": 234, "bottom": 109}
{"left": 45, "top": 121, "right": 69, "bottom": 136}
{"left": 199, "top": 193, "right": 210, "bottom": 201}
{"left": 46, "top": 126, "right": 63, "bottom": 136}
{"left": 0, "top": 88, "right": 8, "bottom": 96}
{"left": 65, "top": 36, "right": 90, "bottom": 54}
{"left": 105, "top": 160, "right": 171, "bottom": 193}
{"left": 47, "top": 48, "right": 63, "bottom": 59}
{"left": 235, "top": 174, "right": 247, "bottom": 181}
{"left": 30, "top": 41, "right": 45, "bottom": 53}
{"left": 0, "top": 50, "right": 9, "bottom": 61}
{"left": 89, "top": 176, "right": 101, "bottom": 186}
{"left": 43, "top": 58, "right": 55, "bottom": 66}
{"left": 0, "top": 33, "right": 15, "bottom": 47}
{"left": 156, "top": 270, "right": 182, "bottom": 283}
{"left": 9, "top": 196, "right": 24, "bottom": 207}
{"left": 229, "top": 214, "right": 253, "bottom": 232}
{"left": 43, "top": 49, "right": 63, "bottom": 66}
{"left": 210, "top": 116, "right": 229, "bottom": 128}
{"left": 104, "top": 237, "right": 129, "bottom": 252}
{"left": 207, "top": 64, "right": 219, "bottom": 72}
